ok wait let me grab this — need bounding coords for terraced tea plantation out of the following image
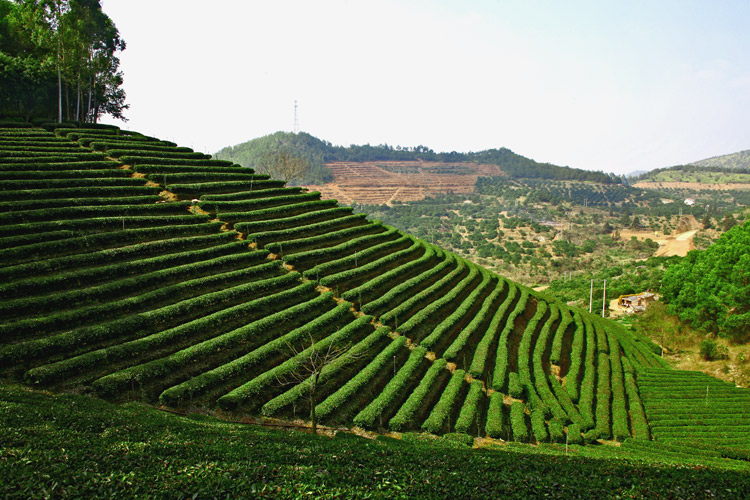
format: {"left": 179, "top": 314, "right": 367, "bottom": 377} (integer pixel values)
{"left": 1, "top": 122, "right": 749, "bottom": 467}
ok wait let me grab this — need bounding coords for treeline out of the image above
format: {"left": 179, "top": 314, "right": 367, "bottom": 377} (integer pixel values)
{"left": 0, "top": 0, "right": 126, "bottom": 122}
{"left": 636, "top": 163, "right": 750, "bottom": 181}
{"left": 215, "top": 131, "right": 620, "bottom": 184}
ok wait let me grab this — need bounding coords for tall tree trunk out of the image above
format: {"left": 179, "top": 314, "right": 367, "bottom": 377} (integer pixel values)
{"left": 86, "top": 79, "right": 92, "bottom": 123}
{"left": 64, "top": 80, "right": 70, "bottom": 121}
{"left": 57, "top": 36, "right": 62, "bottom": 123}
{"left": 75, "top": 75, "right": 80, "bottom": 122}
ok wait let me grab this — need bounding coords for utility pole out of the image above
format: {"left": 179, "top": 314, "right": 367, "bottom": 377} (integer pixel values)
{"left": 293, "top": 100, "right": 299, "bottom": 134}
{"left": 589, "top": 279, "right": 593, "bottom": 313}
{"left": 602, "top": 279, "right": 607, "bottom": 318}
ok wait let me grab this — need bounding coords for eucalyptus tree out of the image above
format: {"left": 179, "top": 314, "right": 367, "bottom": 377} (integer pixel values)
{"left": 0, "top": 0, "right": 127, "bottom": 122}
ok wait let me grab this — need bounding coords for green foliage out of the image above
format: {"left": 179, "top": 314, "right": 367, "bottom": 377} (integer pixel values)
{"left": 359, "top": 246, "right": 452, "bottom": 318}
{"left": 662, "top": 220, "right": 750, "bottom": 341}
{"left": 485, "top": 391, "right": 505, "bottom": 439}
{"left": 3, "top": 265, "right": 290, "bottom": 365}
{"left": 318, "top": 239, "right": 423, "bottom": 294}
{"left": 531, "top": 409, "right": 549, "bottom": 442}
{"left": 548, "top": 418, "right": 565, "bottom": 442}
{"left": 5, "top": 385, "right": 750, "bottom": 499}
{"left": 214, "top": 132, "right": 333, "bottom": 185}
{"left": 302, "top": 234, "right": 411, "bottom": 281}
{"left": 213, "top": 295, "right": 369, "bottom": 409}
{"left": 291, "top": 227, "right": 400, "bottom": 273}
{"left": 454, "top": 380, "right": 484, "bottom": 435}
{"left": 469, "top": 282, "right": 517, "bottom": 378}
{"left": 120, "top": 156, "right": 233, "bottom": 167}
{"left": 258, "top": 316, "right": 378, "bottom": 416}
{"left": 567, "top": 423, "right": 583, "bottom": 444}
{"left": 315, "top": 332, "right": 403, "bottom": 422}
{"left": 492, "top": 289, "right": 529, "bottom": 391}
{"left": 389, "top": 358, "right": 447, "bottom": 431}
{"left": 508, "top": 372, "right": 523, "bottom": 399}
{"left": 160, "top": 297, "right": 352, "bottom": 407}
{"left": 700, "top": 338, "right": 729, "bottom": 361}
{"left": 236, "top": 206, "right": 354, "bottom": 236}
{"left": 422, "top": 369, "right": 467, "bottom": 434}
{"left": 170, "top": 179, "right": 287, "bottom": 197}
{"left": 0, "top": 219, "right": 220, "bottom": 265}
{"left": 265, "top": 221, "right": 382, "bottom": 256}
{"left": 352, "top": 347, "right": 428, "bottom": 429}
{"left": 246, "top": 214, "right": 369, "bottom": 248}
{"left": 0, "top": 1, "right": 127, "bottom": 121}
{"left": 510, "top": 400, "right": 528, "bottom": 442}
{"left": 421, "top": 270, "right": 494, "bottom": 353}
{"left": 393, "top": 262, "right": 479, "bottom": 340}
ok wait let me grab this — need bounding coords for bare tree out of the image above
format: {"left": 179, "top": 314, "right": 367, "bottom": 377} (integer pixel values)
{"left": 257, "top": 151, "right": 308, "bottom": 184}
{"left": 277, "top": 334, "right": 361, "bottom": 435}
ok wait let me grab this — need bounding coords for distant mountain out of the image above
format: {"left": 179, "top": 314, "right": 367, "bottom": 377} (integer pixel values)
{"left": 689, "top": 149, "right": 750, "bottom": 170}
{"left": 214, "top": 131, "right": 620, "bottom": 185}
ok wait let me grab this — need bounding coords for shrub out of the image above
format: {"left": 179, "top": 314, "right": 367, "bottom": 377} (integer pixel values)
{"left": 485, "top": 392, "right": 505, "bottom": 439}
{"left": 388, "top": 358, "right": 447, "bottom": 431}
{"left": 454, "top": 380, "right": 484, "bottom": 435}
{"left": 700, "top": 338, "right": 729, "bottom": 361}
{"left": 508, "top": 372, "right": 523, "bottom": 399}
{"left": 531, "top": 409, "right": 549, "bottom": 442}
{"left": 422, "top": 369, "right": 467, "bottom": 434}
{"left": 548, "top": 418, "right": 565, "bottom": 443}
{"left": 510, "top": 401, "right": 528, "bottom": 442}
{"left": 468, "top": 282, "right": 516, "bottom": 378}
{"left": 567, "top": 423, "right": 583, "bottom": 444}
{"left": 315, "top": 333, "right": 404, "bottom": 421}
{"left": 352, "top": 347, "right": 428, "bottom": 429}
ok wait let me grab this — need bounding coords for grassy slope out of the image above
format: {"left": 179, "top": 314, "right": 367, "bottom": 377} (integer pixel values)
{"left": 691, "top": 149, "right": 750, "bottom": 170}
{"left": 2, "top": 384, "right": 749, "bottom": 500}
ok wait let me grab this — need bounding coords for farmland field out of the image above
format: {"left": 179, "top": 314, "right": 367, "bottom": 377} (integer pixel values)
{"left": 2, "top": 122, "right": 750, "bottom": 491}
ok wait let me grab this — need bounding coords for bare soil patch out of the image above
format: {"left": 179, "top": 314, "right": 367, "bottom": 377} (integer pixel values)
{"left": 620, "top": 215, "right": 701, "bottom": 258}
{"left": 304, "top": 161, "right": 503, "bottom": 205}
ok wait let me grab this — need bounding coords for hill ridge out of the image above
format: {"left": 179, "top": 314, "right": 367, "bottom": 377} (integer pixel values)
{"left": 689, "top": 148, "right": 750, "bottom": 170}
{"left": 214, "top": 131, "right": 620, "bottom": 186}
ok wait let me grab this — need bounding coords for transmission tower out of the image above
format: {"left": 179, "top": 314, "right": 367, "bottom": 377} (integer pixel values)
{"left": 293, "top": 100, "right": 299, "bottom": 134}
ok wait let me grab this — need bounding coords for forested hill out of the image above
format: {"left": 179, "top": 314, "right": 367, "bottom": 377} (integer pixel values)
{"left": 690, "top": 149, "right": 750, "bottom": 170}
{"left": 214, "top": 131, "right": 620, "bottom": 185}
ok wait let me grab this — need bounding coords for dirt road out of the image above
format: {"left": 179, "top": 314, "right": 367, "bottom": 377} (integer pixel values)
{"left": 620, "top": 215, "right": 701, "bottom": 258}
{"left": 654, "top": 229, "right": 698, "bottom": 257}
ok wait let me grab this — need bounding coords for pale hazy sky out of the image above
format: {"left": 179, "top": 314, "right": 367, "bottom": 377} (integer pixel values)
{"left": 99, "top": 0, "right": 750, "bottom": 175}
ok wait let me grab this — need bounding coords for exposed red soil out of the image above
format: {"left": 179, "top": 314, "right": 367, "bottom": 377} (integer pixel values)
{"left": 304, "top": 160, "right": 504, "bottom": 205}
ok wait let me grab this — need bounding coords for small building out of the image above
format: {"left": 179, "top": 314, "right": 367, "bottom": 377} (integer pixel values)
{"left": 618, "top": 292, "right": 657, "bottom": 313}
{"left": 684, "top": 198, "right": 695, "bottom": 206}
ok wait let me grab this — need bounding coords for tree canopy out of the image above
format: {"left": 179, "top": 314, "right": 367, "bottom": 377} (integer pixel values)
{"left": 662, "top": 220, "right": 750, "bottom": 341}
{"left": 0, "top": 0, "right": 127, "bottom": 122}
